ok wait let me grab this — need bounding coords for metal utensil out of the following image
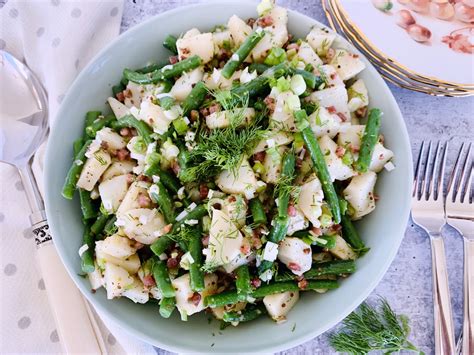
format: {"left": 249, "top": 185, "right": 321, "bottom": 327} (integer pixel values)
{"left": 411, "top": 141, "right": 456, "bottom": 355}
{"left": 446, "top": 143, "right": 473, "bottom": 355}
{"left": 0, "top": 50, "right": 106, "bottom": 354}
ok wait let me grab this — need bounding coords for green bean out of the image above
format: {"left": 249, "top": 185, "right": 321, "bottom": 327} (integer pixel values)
{"left": 354, "top": 108, "right": 382, "bottom": 173}
{"left": 90, "top": 213, "right": 109, "bottom": 236}
{"left": 293, "top": 69, "right": 324, "bottom": 90}
{"left": 136, "top": 62, "right": 168, "bottom": 74}
{"left": 257, "top": 260, "right": 274, "bottom": 278}
{"left": 294, "top": 109, "right": 341, "bottom": 224}
{"left": 306, "top": 280, "right": 339, "bottom": 290}
{"left": 267, "top": 216, "right": 289, "bottom": 244}
{"left": 231, "top": 62, "right": 291, "bottom": 98}
{"left": 144, "top": 165, "right": 181, "bottom": 194}
{"left": 305, "top": 260, "right": 356, "bottom": 279}
{"left": 115, "top": 114, "right": 153, "bottom": 145}
{"left": 235, "top": 265, "right": 251, "bottom": 299}
{"left": 62, "top": 140, "right": 92, "bottom": 200}
{"left": 153, "top": 260, "right": 175, "bottom": 298}
{"left": 85, "top": 111, "right": 102, "bottom": 132}
{"left": 163, "top": 35, "right": 178, "bottom": 54}
{"left": 159, "top": 297, "right": 176, "bottom": 318}
{"left": 222, "top": 304, "right": 266, "bottom": 323}
{"left": 294, "top": 231, "right": 336, "bottom": 249}
{"left": 252, "top": 281, "right": 299, "bottom": 298}
{"left": 85, "top": 114, "right": 115, "bottom": 138}
{"left": 182, "top": 81, "right": 208, "bottom": 116}
{"left": 150, "top": 205, "right": 208, "bottom": 256}
{"left": 103, "top": 215, "right": 118, "bottom": 236}
{"left": 277, "top": 151, "right": 296, "bottom": 218}
{"left": 79, "top": 189, "right": 97, "bottom": 220}
{"left": 222, "top": 29, "right": 265, "bottom": 79}
{"left": 248, "top": 63, "right": 270, "bottom": 74}
{"left": 149, "top": 181, "right": 175, "bottom": 224}
{"left": 123, "top": 55, "right": 202, "bottom": 85}
{"left": 340, "top": 204, "right": 366, "bottom": 251}
{"left": 249, "top": 198, "right": 267, "bottom": 226}
{"left": 205, "top": 290, "right": 241, "bottom": 308}
{"left": 189, "top": 230, "right": 205, "bottom": 292}
{"left": 73, "top": 138, "right": 84, "bottom": 156}
{"left": 81, "top": 225, "right": 95, "bottom": 274}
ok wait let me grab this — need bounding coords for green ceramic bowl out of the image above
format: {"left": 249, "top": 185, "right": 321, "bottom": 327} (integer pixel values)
{"left": 45, "top": 1, "right": 413, "bottom": 353}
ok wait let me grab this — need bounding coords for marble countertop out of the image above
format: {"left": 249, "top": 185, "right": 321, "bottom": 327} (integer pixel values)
{"left": 121, "top": 1, "right": 474, "bottom": 354}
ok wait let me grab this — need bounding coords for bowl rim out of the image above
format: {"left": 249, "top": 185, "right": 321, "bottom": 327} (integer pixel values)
{"left": 44, "top": 1, "right": 413, "bottom": 353}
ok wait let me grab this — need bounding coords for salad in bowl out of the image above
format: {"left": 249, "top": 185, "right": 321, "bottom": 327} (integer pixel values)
{"left": 61, "top": 0, "right": 395, "bottom": 327}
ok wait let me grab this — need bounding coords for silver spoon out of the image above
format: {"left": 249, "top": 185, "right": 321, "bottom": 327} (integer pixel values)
{"left": 0, "top": 50, "right": 106, "bottom": 354}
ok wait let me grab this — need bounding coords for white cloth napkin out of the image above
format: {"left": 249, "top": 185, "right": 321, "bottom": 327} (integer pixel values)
{"left": 0, "top": 1, "right": 155, "bottom": 353}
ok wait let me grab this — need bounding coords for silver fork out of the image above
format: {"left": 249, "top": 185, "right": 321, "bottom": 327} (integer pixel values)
{"left": 446, "top": 143, "right": 473, "bottom": 355}
{"left": 411, "top": 141, "right": 456, "bottom": 354}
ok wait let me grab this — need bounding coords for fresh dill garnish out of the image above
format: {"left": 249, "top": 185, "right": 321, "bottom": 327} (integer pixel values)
{"left": 167, "top": 225, "right": 195, "bottom": 243}
{"left": 180, "top": 89, "right": 265, "bottom": 183}
{"left": 329, "top": 298, "right": 423, "bottom": 354}
{"left": 201, "top": 260, "right": 220, "bottom": 273}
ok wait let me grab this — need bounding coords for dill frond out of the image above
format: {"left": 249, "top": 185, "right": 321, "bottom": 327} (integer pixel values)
{"left": 329, "top": 297, "right": 422, "bottom": 354}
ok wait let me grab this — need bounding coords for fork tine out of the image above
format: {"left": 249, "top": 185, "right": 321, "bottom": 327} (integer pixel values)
{"left": 413, "top": 141, "right": 426, "bottom": 197}
{"left": 421, "top": 141, "right": 432, "bottom": 200}
{"left": 458, "top": 143, "right": 472, "bottom": 203}
{"left": 437, "top": 141, "right": 448, "bottom": 201}
{"left": 447, "top": 143, "right": 465, "bottom": 202}
{"left": 428, "top": 141, "right": 441, "bottom": 200}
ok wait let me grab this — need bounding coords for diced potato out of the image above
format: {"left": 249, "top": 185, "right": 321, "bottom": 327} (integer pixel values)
{"left": 177, "top": 33, "right": 214, "bottom": 63}
{"left": 252, "top": 7, "right": 288, "bottom": 62}
{"left": 297, "top": 177, "right": 324, "bottom": 227}
{"left": 121, "top": 208, "right": 167, "bottom": 245}
{"left": 124, "top": 81, "right": 148, "bottom": 108}
{"left": 95, "top": 246, "right": 141, "bottom": 274}
{"left": 222, "top": 194, "right": 247, "bottom": 228}
{"left": 122, "top": 277, "right": 149, "bottom": 304}
{"left": 116, "top": 181, "right": 150, "bottom": 216}
{"left": 330, "top": 49, "right": 366, "bottom": 81}
{"left": 183, "top": 28, "right": 200, "bottom": 39}
{"left": 287, "top": 208, "right": 309, "bottom": 235}
{"left": 108, "top": 97, "right": 130, "bottom": 119}
{"left": 369, "top": 143, "right": 394, "bottom": 173}
{"left": 170, "top": 67, "right": 204, "bottom": 101}
{"left": 309, "top": 106, "right": 346, "bottom": 139}
{"left": 262, "top": 146, "right": 286, "bottom": 184}
{"left": 98, "top": 174, "right": 129, "bottom": 213}
{"left": 343, "top": 171, "right": 377, "bottom": 219}
{"left": 222, "top": 253, "right": 254, "bottom": 273}
{"left": 216, "top": 159, "right": 258, "bottom": 198}
{"left": 228, "top": 15, "right": 252, "bottom": 46}
{"left": 306, "top": 27, "right": 336, "bottom": 56}
{"left": 212, "top": 302, "right": 247, "bottom": 320}
{"left": 206, "top": 108, "right": 255, "bottom": 129}
{"left": 76, "top": 149, "right": 112, "bottom": 191}
{"left": 103, "top": 262, "right": 133, "bottom": 299}
{"left": 330, "top": 235, "right": 357, "bottom": 260}
{"left": 212, "top": 30, "right": 231, "bottom": 48}
{"left": 319, "top": 64, "right": 344, "bottom": 88}
{"left": 205, "top": 209, "right": 244, "bottom": 266}
{"left": 277, "top": 237, "right": 312, "bottom": 276}
{"left": 308, "top": 85, "right": 350, "bottom": 120}
{"left": 204, "top": 68, "right": 241, "bottom": 90}
{"left": 270, "top": 91, "right": 300, "bottom": 132}
{"left": 100, "top": 234, "right": 137, "bottom": 259}
{"left": 263, "top": 290, "right": 299, "bottom": 321}
{"left": 87, "top": 263, "right": 103, "bottom": 291}
{"left": 136, "top": 100, "right": 174, "bottom": 135}
{"left": 348, "top": 79, "right": 369, "bottom": 112}
{"left": 337, "top": 125, "right": 364, "bottom": 150}
{"left": 298, "top": 41, "right": 323, "bottom": 68}
{"left": 173, "top": 273, "right": 218, "bottom": 318}
{"left": 102, "top": 161, "right": 135, "bottom": 181}
{"left": 318, "top": 136, "right": 354, "bottom": 182}
{"left": 253, "top": 130, "right": 294, "bottom": 154}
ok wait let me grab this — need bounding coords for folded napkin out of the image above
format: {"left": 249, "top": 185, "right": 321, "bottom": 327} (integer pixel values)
{"left": 0, "top": 1, "right": 155, "bottom": 353}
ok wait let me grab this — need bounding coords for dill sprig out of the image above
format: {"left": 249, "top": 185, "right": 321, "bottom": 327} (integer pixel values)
{"left": 180, "top": 89, "right": 265, "bottom": 183}
{"left": 167, "top": 225, "right": 195, "bottom": 244}
{"left": 329, "top": 298, "right": 423, "bottom": 354}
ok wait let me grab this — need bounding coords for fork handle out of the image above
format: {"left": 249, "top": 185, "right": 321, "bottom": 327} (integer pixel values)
{"left": 462, "top": 238, "right": 474, "bottom": 355}
{"left": 430, "top": 233, "right": 456, "bottom": 355}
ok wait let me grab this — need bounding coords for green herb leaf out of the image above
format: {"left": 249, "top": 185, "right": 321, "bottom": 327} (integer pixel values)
{"left": 329, "top": 298, "right": 423, "bottom": 354}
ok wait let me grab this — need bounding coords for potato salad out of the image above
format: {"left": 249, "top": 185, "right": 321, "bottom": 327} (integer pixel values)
{"left": 62, "top": 0, "right": 394, "bottom": 325}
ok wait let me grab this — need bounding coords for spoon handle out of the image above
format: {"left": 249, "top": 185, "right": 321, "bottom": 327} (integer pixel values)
{"left": 32, "top": 215, "right": 107, "bottom": 354}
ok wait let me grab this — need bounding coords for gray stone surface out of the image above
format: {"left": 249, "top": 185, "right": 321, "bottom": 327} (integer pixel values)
{"left": 121, "top": 1, "right": 474, "bottom": 354}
